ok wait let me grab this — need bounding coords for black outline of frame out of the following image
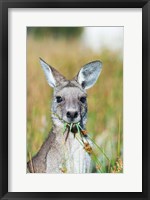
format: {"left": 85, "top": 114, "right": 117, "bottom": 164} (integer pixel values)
{"left": 0, "top": 0, "right": 150, "bottom": 200}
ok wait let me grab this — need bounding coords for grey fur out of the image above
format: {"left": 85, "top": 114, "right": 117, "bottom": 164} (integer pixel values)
{"left": 27, "top": 59, "right": 102, "bottom": 173}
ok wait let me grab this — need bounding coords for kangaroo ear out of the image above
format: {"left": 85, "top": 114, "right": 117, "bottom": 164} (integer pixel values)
{"left": 76, "top": 61, "right": 103, "bottom": 90}
{"left": 39, "top": 58, "right": 66, "bottom": 87}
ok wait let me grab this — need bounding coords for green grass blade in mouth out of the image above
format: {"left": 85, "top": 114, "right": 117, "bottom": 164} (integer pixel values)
{"left": 69, "top": 123, "right": 73, "bottom": 132}
{"left": 76, "top": 123, "right": 80, "bottom": 134}
{"left": 63, "top": 122, "right": 67, "bottom": 135}
{"left": 78, "top": 124, "right": 83, "bottom": 130}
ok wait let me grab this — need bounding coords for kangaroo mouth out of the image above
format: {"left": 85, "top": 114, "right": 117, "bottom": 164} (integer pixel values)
{"left": 66, "top": 123, "right": 78, "bottom": 133}
{"left": 52, "top": 112, "right": 82, "bottom": 138}
{"left": 65, "top": 122, "right": 81, "bottom": 134}
{"left": 64, "top": 122, "right": 82, "bottom": 141}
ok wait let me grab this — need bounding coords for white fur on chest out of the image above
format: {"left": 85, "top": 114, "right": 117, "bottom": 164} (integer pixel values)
{"left": 46, "top": 132, "right": 91, "bottom": 173}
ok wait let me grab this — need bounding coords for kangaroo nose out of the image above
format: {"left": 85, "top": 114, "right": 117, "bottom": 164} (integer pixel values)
{"left": 66, "top": 111, "right": 78, "bottom": 119}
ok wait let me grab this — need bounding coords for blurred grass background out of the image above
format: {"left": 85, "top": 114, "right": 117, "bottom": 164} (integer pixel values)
{"left": 27, "top": 27, "right": 123, "bottom": 173}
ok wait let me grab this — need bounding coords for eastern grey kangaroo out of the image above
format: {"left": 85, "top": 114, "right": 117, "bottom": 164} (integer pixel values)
{"left": 27, "top": 59, "right": 102, "bottom": 173}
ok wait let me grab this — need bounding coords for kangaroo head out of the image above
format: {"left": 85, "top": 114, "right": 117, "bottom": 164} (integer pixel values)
{"left": 40, "top": 58, "right": 102, "bottom": 127}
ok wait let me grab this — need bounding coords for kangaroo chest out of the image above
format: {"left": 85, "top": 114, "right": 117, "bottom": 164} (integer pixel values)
{"left": 46, "top": 132, "right": 91, "bottom": 173}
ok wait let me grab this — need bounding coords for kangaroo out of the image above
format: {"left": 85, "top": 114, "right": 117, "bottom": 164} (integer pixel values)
{"left": 27, "top": 58, "right": 102, "bottom": 173}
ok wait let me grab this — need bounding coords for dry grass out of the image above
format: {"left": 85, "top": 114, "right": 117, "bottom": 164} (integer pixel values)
{"left": 27, "top": 35, "right": 123, "bottom": 173}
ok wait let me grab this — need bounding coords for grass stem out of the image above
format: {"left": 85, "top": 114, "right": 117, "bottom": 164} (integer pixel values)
{"left": 117, "top": 114, "right": 121, "bottom": 157}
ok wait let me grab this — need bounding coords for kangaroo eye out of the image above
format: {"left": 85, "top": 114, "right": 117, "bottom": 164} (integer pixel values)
{"left": 80, "top": 97, "right": 86, "bottom": 103}
{"left": 56, "top": 96, "right": 63, "bottom": 103}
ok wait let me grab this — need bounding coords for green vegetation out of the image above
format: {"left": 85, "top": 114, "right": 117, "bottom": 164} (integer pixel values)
{"left": 27, "top": 33, "right": 123, "bottom": 173}
{"left": 27, "top": 27, "right": 83, "bottom": 39}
